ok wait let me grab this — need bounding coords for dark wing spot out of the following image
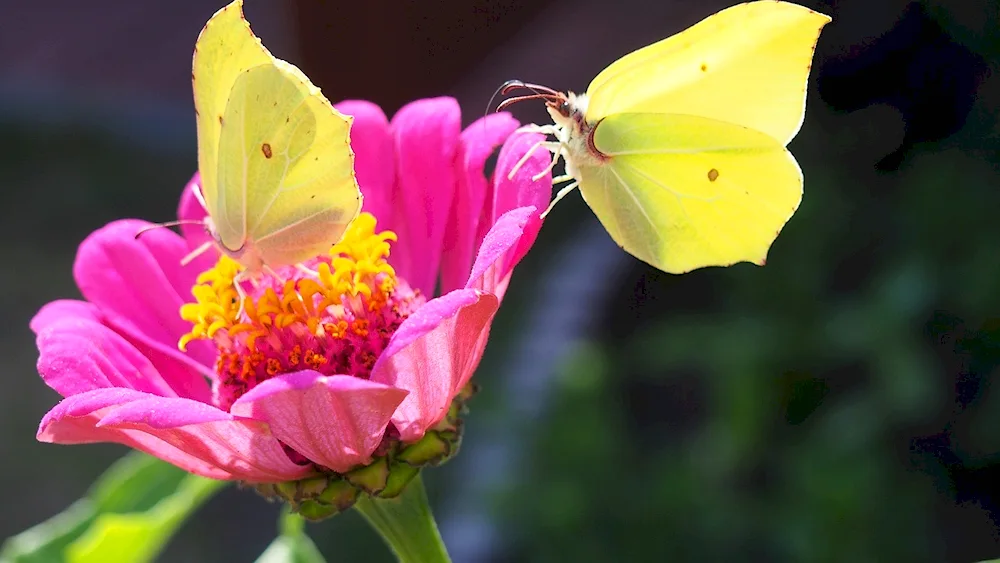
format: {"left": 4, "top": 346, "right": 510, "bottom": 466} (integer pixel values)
{"left": 707, "top": 168, "right": 719, "bottom": 182}
{"left": 273, "top": 101, "right": 278, "bottom": 107}
{"left": 218, "top": 115, "right": 224, "bottom": 125}
{"left": 310, "top": 194, "right": 316, "bottom": 199}
{"left": 262, "top": 143, "right": 273, "bottom": 158}
{"left": 700, "top": 63, "right": 708, "bottom": 72}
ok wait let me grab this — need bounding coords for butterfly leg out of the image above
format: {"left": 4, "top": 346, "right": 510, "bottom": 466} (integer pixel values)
{"left": 532, "top": 142, "right": 564, "bottom": 181}
{"left": 507, "top": 140, "right": 564, "bottom": 181}
{"left": 515, "top": 123, "right": 559, "bottom": 135}
{"left": 180, "top": 241, "right": 215, "bottom": 267}
{"left": 231, "top": 269, "right": 251, "bottom": 321}
{"left": 541, "top": 181, "right": 579, "bottom": 219}
{"left": 190, "top": 180, "right": 209, "bottom": 210}
{"left": 263, "top": 264, "right": 284, "bottom": 283}
{"left": 506, "top": 139, "right": 546, "bottom": 180}
{"left": 296, "top": 263, "right": 319, "bottom": 277}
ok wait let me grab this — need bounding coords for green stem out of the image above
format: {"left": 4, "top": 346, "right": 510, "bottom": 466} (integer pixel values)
{"left": 353, "top": 475, "right": 452, "bottom": 563}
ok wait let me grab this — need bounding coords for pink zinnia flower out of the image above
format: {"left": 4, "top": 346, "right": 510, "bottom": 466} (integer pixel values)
{"left": 31, "top": 97, "right": 551, "bottom": 499}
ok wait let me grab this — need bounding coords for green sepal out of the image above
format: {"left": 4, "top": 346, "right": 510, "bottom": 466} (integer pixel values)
{"left": 397, "top": 432, "right": 451, "bottom": 466}
{"left": 379, "top": 463, "right": 420, "bottom": 499}
{"left": 345, "top": 457, "right": 390, "bottom": 495}
{"left": 252, "top": 476, "right": 359, "bottom": 522}
{"left": 248, "top": 381, "right": 478, "bottom": 521}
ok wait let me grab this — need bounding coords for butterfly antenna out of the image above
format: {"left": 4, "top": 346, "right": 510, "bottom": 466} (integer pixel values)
{"left": 135, "top": 219, "right": 206, "bottom": 239}
{"left": 485, "top": 80, "right": 515, "bottom": 120}
{"left": 502, "top": 81, "right": 560, "bottom": 97}
{"left": 493, "top": 80, "right": 564, "bottom": 113}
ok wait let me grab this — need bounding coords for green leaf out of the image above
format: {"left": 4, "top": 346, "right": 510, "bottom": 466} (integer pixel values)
{"left": 88, "top": 450, "right": 191, "bottom": 512}
{"left": 68, "top": 472, "right": 224, "bottom": 563}
{"left": 1, "top": 452, "right": 227, "bottom": 563}
{"left": 254, "top": 510, "right": 326, "bottom": 563}
{"left": 0, "top": 500, "right": 97, "bottom": 563}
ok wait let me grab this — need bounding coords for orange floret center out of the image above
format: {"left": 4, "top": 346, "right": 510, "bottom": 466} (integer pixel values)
{"left": 178, "top": 212, "right": 424, "bottom": 410}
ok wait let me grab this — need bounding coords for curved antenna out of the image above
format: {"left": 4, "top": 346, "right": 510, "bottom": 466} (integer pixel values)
{"left": 501, "top": 80, "right": 561, "bottom": 97}
{"left": 497, "top": 94, "right": 556, "bottom": 112}
{"left": 492, "top": 80, "right": 565, "bottom": 113}
{"left": 134, "top": 219, "right": 206, "bottom": 239}
{"left": 485, "top": 80, "right": 513, "bottom": 121}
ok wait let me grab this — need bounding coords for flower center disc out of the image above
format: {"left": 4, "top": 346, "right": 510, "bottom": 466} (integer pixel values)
{"left": 179, "top": 213, "right": 424, "bottom": 410}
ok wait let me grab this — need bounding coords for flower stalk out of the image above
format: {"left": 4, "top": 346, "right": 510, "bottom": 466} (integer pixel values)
{"left": 354, "top": 475, "right": 452, "bottom": 563}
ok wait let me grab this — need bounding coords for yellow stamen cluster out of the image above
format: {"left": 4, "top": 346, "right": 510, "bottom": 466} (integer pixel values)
{"left": 178, "top": 212, "right": 399, "bottom": 352}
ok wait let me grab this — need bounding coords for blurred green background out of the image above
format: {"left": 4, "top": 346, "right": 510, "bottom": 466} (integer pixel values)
{"left": 3, "top": 0, "right": 1000, "bottom": 561}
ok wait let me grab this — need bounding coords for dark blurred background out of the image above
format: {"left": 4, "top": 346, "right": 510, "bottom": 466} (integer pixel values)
{"left": 3, "top": 0, "right": 1000, "bottom": 561}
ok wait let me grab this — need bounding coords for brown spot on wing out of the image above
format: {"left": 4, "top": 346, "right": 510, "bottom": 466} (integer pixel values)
{"left": 262, "top": 143, "right": 273, "bottom": 159}
{"left": 700, "top": 63, "right": 708, "bottom": 72}
{"left": 708, "top": 168, "right": 719, "bottom": 182}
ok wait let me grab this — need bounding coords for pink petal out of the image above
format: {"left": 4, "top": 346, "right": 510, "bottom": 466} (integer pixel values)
{"left": 36, "top": 314, "right": 194, "bottom": 399}
{"left": 372, "top": 288, "right": 499, "bottom": 441}
{"left": 38, "top": 388, "right": 311, "bottom": 482}
{"left": 230, "top": 371, "right": 407, "bottom": 473}
{"left": 389, "top": 97, "right": 462, "bottom": 295}
{"left": 73, "top": 219, "right": 217, "bottom": 378}
{"left": 476, "top": 131, "right": 552, "bottom": 266}
{"left": 176, "top": 173, "right": 216, "bottom": 267}
{"left": 335, "top": 100, "right": 396, "bottom": 227}
{"left": 30, "top": 300, "right": 100, "bottom": 335}
{"left": 490, "top": 131, "right": 552, "bottom": 222}
{"left": 32, "top": 299, "right": 212, "bottom": 402}
{"left": 439, "top": 112, "right": 521, "bottom": 294}
{"left": 466, "top": 206, "right": 537, "bottom": 301}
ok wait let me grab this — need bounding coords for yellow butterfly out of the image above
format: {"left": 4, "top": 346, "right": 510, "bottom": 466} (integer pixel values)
{"left": 500, "top": 1, "right": 831, "bottom": 274}
{"left": 188, "top": 0, "right": 362, "bottom": 308}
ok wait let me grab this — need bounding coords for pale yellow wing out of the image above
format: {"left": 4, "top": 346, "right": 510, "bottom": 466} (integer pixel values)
{"left": 585, "top": 1, "right": 831, "bottom": 145}
{"left": 575, "top": 112, "right": 802, "bottom": 273}
{"left": 215, "top": 62, "right": 361, "bottom": 265}
{"left": 192, "top": 0, "right": 274, "bottom": 239}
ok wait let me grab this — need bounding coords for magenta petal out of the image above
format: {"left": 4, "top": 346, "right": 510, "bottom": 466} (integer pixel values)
{"left": 335, "top": 100, "right": 396, "bottom": 227}
{"left": 32, "top": 299, "right": 212, "bottom": 402}
{"left": 39, "top": 388, "right": 311, "bottom": 482}
{"left": 36, "top": 314, "right": 194, "bottom": 399}
{"left": 372, "top": 288, "right": 499, "bottom": 441}
{"left": 30, "top": 300, "right": 100, "bottom": 335}
{"left": 176, "top": 173, "right": 216, "bottom": 268}
{"left": 476, "top": 132, "right": 552, "bottom": 263}
{"left": 389, "top": 97, "right": 462, "bottom": 294}
{"left": 440, "top": 112, "right": 521, "bottom": 294}
{"left": 230, "top": 371, "right": 407, "bottom": 473}
{"left": 491, "top": 131, "right": 552, "bottom": 224}
{"left": 73, "top": 219, "right": 217, "bottom": 373}
{"left": 98, "top": 394, "right": 311, "bottom": 482}
{"left": 466, "top": 206, "right": 537, "bottom": 301}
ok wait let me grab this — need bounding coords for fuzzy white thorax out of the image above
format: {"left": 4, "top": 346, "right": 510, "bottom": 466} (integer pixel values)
{"left": 543, "top": 92, "right": 603, "bottom": 180}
